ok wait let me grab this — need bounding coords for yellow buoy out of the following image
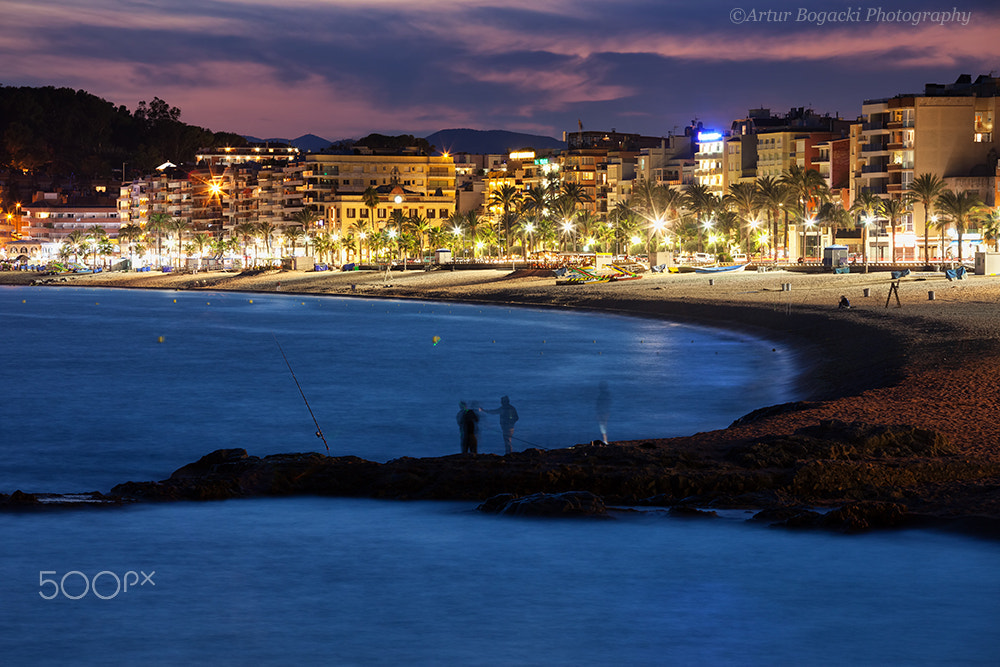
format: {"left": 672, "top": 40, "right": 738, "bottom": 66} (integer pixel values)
{"left": 157, "top": 336, "right": 165, "bottom": 343}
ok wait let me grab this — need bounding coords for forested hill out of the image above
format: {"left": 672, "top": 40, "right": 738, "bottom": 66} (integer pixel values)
{"left": 0, "top": 86, "right": 246, "bottom": 182}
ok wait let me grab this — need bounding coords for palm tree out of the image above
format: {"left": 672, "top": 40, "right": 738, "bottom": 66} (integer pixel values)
{"left": 574, "top": 211, "right": 601, "bottom": 252}
{"left": 724, "top": 182, "right": 761, "bottom": 255}
{"left": 877, "top": 198, "right": 908, "bottom": 263}
{"left": 816, "top": 201, "right": 852, "bottom": 247}
{"left": 362, "top": 186, "right": 381, "bottom": 234}
{"left": 167, "top": 218, "right": 189, "bottom": 268}
{"left": 406, "top": 214, "right": 432, "bottom": 263}
{"left": 464, "top": 210, "right": 485, "bottom": 259}
{"left": 290, "top": 208, "right": 319, "bottom": 255}
{"left": 980, "top": 209, "right": 1000, "bottom": 251}
{"left": 65, "top": 229, "right": 88, "bottom": 265}
{"left": 427, "top": 226, "right": 449, "bottom": 256}
{"left": 118, "top": 223, "right": 144, "bottom": 268}
{"left": 282, "top": 225, "right": 305, "bottom": 257}
{"left": 781, "top": 165, "right": 830, "bottom": 259}
{"left": 187, "top": 232, "right": 210, "bottom": 271}
{"left": 684, "top": 183, "right": 720, "bottom": 253}
{"left": 935, "top": 189, "right": 984, "bottom": 263}
{"left": 609, "top": 200, "right": 638, "bottom": 256}
{"left": 756, "top": 176, "right": 789, "bottom": 261}
{"left": 350, "top": 218, "right": 374, "bottom": 263}
{"left": 257, "top": 221, "right": 277, "bottom": 262}
{"left": 850, "top": 191, "right": 882, "bottom": 269}
{"left": 559, "top": 181, "right": 592, "bottom": 209}
{"left": 488, "top": 183, "right": 522, "bottom": 256}
{"left": 146, "top": 213, "right": 171, "bottom": 265}
{"left": 906, "top": 173, "right": 947, "bottom": 265}
{"left": 233, "top": 221, "right": 258, "bottom": 267}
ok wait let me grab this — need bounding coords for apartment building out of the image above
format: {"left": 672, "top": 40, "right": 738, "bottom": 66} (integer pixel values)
{"left": 636, "top": 133, "right": 695, "bottom": 189}
{"left": 18, "top": 194, "right": 121, "bottom": 254}
{"left": 857, "top": 74, "right": 1000, "bottom": 260}
{"left": 694, "top": 130, "right": 725, "bottom": 195}
{"left": 301, "top": 153, "right": 456, "bottom": 235}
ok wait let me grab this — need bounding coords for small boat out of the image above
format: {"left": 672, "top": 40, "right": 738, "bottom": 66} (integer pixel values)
{"left": 555, "top": 266, "right": 613, "bottom": 285}
{"left": 694, "top": 263, "right": 746, "bottom": 274}
{"left": 608, "top": 264, "right": 642, "bottom": 281}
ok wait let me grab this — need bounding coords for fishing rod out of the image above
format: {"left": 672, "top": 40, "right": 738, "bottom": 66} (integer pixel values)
{"left": 273, "top": 333, "right": 329, "bottom": 452}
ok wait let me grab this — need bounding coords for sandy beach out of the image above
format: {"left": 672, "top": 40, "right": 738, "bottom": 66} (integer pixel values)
{"left": 6, "top": 264, "right": 1000, "bottom": 524}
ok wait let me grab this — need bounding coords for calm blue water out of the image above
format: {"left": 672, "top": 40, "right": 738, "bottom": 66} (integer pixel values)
{"left": 2, "top": 286, "right": 795, "bottom": 492}
{"left": 1, "top": 286, "right": 998, "bottom": 666}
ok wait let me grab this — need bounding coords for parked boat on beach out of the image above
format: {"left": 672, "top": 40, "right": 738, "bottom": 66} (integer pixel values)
{"left": 694, "top": 263, "right": 746, "bottom": 274}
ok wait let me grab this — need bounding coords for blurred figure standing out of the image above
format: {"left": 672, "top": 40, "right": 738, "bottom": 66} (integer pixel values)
{"left": 483, "top": 395, "right": 519, "bottom": 454}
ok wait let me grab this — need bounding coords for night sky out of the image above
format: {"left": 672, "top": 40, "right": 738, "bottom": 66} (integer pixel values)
{"left": 3, "top": 0, "right": 999, "bottom": 141}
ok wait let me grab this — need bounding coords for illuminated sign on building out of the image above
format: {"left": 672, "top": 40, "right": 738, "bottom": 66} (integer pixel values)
{"left": 696, "top": 131, "right": 723, "bottom": 142}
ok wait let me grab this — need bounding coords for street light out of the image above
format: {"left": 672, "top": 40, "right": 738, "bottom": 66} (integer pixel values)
{"left": 700, "top": 218, "right": 714, "bottom": 254}
{"left": 561, "top": 219, "right": 574, "bottom": 253}
{"left": 804, "top": 216, "right": 817, "bottom": 260}
{"left": 930, "top": 214, "right": 939, "bottom": 262}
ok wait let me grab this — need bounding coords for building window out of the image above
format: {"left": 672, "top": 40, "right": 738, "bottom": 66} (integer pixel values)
{"left": 360, "top": 209, "right": 369, "bottom": 218}
{"left": 378, "top": 209, "right": 387, "bottom": 219}
{"left": 347, "top": 208, "right": 356, "bottom": 218}
{"left": 427, "top": 209, "right": 436, "bottom": 219}
{"left": 440, "top": 209, "right": 448, "bottom": 219}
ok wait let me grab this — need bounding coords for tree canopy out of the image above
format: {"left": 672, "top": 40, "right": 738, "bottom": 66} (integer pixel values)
{"left": 0, "top": 86, "right": 247, "bottom": 182}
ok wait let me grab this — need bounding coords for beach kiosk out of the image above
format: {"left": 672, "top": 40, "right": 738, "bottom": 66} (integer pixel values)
{"left": 822, "top": 245, "right": 849, "bottom": 272}
{"left": 975, "top": 251, "right": 1000, "bottom": 275}
{"left": 433, "top": 248, "right": 452, "bottom": 265}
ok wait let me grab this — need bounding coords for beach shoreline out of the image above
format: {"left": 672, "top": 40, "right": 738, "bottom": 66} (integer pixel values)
{"left": 5, "top": 266, "right": 1000, "bottom": 530}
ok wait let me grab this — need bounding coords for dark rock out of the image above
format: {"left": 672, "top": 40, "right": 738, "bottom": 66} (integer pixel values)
{"left": 821, "top": 501, "right": 910, "bottom": 532}
{"left": 6, "top": 490, "right": 39, "bottom": 505}
{"left": 478, "top": 491, "right": 608, "bottom": 518}
{"left": 729, "top": 420, "right": 954, "bottom": 469}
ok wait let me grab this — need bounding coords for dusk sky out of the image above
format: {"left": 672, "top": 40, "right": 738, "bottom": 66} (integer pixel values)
{"left": 4, "top": 0, "right": 1000, "bottom": 142}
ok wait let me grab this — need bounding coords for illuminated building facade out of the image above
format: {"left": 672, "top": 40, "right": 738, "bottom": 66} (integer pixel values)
{"left": 857, "top": 74, "right": 1000, "bottom": 260}
{"left": 301, "top": 153, "right": 456, "bottom": 237}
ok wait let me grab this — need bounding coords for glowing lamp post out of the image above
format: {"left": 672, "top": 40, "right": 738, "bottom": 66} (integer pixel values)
{"left": 700, "top": 218, "right": 714, "bottom": 254}
{"left": 930, "top": 215, "right": 939, "bottom": 262}
{"left": 804, "top": 217, "right": 817, "bottom": 260}
{"left": 561, "top": 220, "right": 574, "bottom": 253}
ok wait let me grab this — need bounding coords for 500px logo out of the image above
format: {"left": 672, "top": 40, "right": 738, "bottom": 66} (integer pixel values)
{"left": 39, "top": 570, "right": 155, "bottom": 600}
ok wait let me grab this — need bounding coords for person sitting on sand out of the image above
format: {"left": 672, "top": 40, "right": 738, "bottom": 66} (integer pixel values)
{"left": 839, "top": 295, "right": 851, "bottom": 309}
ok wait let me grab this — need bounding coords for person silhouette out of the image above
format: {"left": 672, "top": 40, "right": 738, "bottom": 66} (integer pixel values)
{"left": 483, "top": 395, "right": 519, "bottom": 454}
{"left": 456, "top": 401, "right": 479, "bottom": 454}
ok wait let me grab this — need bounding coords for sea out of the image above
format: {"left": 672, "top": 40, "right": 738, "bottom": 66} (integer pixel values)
{"left": 1, "top": 286, "right": 997, "bottom": 666}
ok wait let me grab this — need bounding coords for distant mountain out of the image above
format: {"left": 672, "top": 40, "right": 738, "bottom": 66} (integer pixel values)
{"left": 425, "top": 129, "right": 565, "bottom": 155}
{"left": 242, "top": 133, "right": 333, "bottom": 152}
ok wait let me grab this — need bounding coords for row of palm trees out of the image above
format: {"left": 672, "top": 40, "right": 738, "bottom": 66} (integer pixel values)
{"left": 70, "top": 170, "right": 999, "bottom": 270}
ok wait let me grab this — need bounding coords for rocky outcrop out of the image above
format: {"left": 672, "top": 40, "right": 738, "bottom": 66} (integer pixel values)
{"left": 1, "top": 417, "right": 992, "bottom": 536}
{"left": 477, "top": 491, "right": 608, "bottom": 517}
